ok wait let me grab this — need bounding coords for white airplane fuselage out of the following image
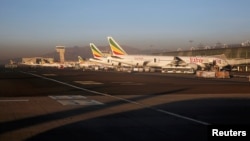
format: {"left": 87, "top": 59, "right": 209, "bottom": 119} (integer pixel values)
{"left": 177, "top": 56, "right": 228, "bottom": 69}
{"left": 108, "top": 55, "right": 176, "bottom": 68}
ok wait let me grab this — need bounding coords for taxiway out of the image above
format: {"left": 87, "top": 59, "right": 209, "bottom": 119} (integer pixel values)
{"left": 1, "top": 68, "right": 250, "bottom": 141}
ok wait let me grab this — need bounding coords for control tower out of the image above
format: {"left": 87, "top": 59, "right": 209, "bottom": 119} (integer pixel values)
{"left": 56, "top": 46, "right": 65, "bottom": 63}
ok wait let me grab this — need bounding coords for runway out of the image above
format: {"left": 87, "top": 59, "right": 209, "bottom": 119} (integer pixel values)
{"left": 1, "top": 68, "right": 250, "bottom": 141}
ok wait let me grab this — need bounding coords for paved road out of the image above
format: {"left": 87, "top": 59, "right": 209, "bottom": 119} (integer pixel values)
{"left": 1, "top": 68, "right": 250, "bottom": 141}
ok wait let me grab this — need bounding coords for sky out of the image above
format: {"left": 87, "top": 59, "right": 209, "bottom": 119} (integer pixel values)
{"left": 1, "top": 0, "right": 250, "bottom": 60}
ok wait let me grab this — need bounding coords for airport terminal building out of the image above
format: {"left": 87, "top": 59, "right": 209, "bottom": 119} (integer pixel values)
{"left": 22, "top": 57, "right": 54, "bottom": 64}
{"left": 155, "top": 45, "right": 250, "bottom": 72}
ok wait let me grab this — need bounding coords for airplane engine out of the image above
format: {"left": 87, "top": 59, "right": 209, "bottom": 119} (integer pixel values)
{"left": 117, "top": 62, "right": 122, "bottom": 66}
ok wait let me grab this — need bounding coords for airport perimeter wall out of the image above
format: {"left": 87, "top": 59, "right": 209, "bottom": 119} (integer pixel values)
{"left": 156, "top": 46, "right": 250, "bottom": 59}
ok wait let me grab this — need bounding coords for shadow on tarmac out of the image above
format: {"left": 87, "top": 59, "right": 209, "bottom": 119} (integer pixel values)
{"left": 1, "top": 91, "right": 250, "bottom": 141}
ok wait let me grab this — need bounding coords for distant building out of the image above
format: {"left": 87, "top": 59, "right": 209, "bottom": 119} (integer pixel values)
{"left": 156, "top": 45, "right": 250, "bottom": 59}
{"left": 22, "top": 57, "right": 54, "bottom": 64}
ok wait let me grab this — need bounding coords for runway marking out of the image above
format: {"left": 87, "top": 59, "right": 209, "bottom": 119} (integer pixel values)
{"left": 21, "top": 71, "right": 210, "bottom": 125}
{"left": 0, "top": 99, "right": 29, "bottom": 102}
{"left": 56, "top": 100, "right": 103, "bottom": 106}
{"left": 49, "top": 95, "right": 87, "bottom": 100}
{"left": 74, "top": 81, "right": 103, "bottom": 85}
{"left": 49, "top": 95, "right": 103, "bottom": 106}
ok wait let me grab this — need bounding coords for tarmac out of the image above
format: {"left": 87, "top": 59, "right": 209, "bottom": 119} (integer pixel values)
{"left": 1, "top": 67, "right": 250, "bottom": 141}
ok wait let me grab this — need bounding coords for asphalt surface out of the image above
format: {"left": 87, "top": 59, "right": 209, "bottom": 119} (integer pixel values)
{"left": 1, "top": 67, "right": 250, "bottom": 141}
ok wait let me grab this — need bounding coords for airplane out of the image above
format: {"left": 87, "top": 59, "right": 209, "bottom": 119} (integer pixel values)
{"left": 107, "top": 36, "right": 229, "bottom": 72}
{"left": 227, "top": 58, "right": 250, "bottom": 66}
{"left": 76, "top": 56, "right": 96, "bottom": 69}
{"left": 89, "top": 43, "right": 124, "bottom": 69}
{"left": 174, "top": 55, "right": 229, "bottom": 70}
{"left": 107, "top": 36, "right": 196, "bottom": 72}
{"left": 213, "top": 54, "right": 250, "bottom": 71}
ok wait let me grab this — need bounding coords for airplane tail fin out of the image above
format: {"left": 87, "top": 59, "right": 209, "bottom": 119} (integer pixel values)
{"left": 90, "top": 43, "right": 104, "bottom": 58}
{"left": 107, "top": 36, "right": 127, "bottom": 56}
{"left": 78, "top": 56, "right": 84, "bottom": 63}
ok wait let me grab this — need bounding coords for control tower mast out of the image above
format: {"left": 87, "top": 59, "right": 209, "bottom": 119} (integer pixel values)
{"left": 56, "top": 46, "right": 65, "bottom": 63}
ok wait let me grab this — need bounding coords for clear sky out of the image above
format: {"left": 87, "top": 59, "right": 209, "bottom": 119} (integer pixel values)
{"left": 1, "top": 0, "right": 250, "bottom": 60}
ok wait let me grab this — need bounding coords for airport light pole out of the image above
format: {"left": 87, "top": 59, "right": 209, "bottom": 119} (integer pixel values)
{"left": 246, "top": 47, "right": 248, "bottom": 72}
{"left": 189, "top": 40, "right": 193, "bottom": 48}
{"left": 189, "top": 40, "right": 194, "bottom": 56}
